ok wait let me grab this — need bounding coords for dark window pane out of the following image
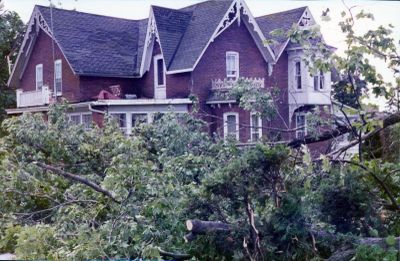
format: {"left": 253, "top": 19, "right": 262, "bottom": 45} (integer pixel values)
{"left": 157, "top": 59, "right": 164, "bottom": 86}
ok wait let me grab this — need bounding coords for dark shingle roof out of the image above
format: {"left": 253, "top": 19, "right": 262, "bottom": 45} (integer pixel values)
{"left": 37, "top": 5, "right": 145, "bottom": 77}
{"left": 256, "top": 7, "right": 306, "bottom": 55}
{"left": 34, "top": 3, "right": 314, "bottom": 77}
{"left": 152, "top": 6, "right": 193, "bottom": 69}
{"left": 168, "top": 0, "right": 234, "bottom": 71}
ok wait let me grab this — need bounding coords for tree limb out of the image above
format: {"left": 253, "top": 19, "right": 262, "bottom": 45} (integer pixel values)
{"left": 34, "top": 161, "right": 121, "bottom": 203}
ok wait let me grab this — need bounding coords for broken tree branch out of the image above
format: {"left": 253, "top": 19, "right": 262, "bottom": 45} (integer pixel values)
{"left": 34, "top": 161, "right": 121, "bottom": 204}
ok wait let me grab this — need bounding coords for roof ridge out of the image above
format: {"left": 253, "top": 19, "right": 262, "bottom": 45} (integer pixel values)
{"left": 179, "top": 0, "right": 232, "bottom": 11}
{"left": 256, "top": 6, "right": 307, "bottom": 19}
{"left": 35, "top": 4, "right": 146, "bottom": 22}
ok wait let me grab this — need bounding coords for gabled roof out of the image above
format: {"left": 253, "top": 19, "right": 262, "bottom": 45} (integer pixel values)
{"left": 10, "top": 1, "right": 327, "bottom": 85}
{"left": 151, "top": 6, "right": 192, "bottom": 69}
{"left": 168, "top": 0, "right": 234, "bottom": 71}
{"left": 256, "top": 7, "right": 307, "bottom": 57}
{"left": 37, "top": 5, "right": 146, "bottom": 77}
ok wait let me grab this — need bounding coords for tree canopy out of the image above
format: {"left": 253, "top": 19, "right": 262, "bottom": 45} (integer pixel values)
{"left": 0, "top": 4, "right": 400, "bottom": 261}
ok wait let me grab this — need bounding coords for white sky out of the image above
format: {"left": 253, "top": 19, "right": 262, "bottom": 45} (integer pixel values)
{"left": 4, "top": 0, "right": 400, "bottom": 109}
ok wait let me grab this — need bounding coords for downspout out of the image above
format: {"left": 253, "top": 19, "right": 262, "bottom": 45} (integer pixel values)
{"left": 88, "top": 103, "right": 106, "bottom": 115}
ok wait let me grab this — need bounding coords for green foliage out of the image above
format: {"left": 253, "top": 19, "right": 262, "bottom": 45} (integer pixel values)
{"left": 355, "top": 245, "right": 397, "bottom": 261}
{"left": 15, "top": 225, "right": 58, "bottom": 260}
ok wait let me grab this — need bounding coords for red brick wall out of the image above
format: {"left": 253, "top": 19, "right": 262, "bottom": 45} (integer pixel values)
{"left": 190, "top": 21, "right": 288, "bottom": 141}
{"left": 79, "top": 76, "right": 136, "bottom": 101}
{"left": 19, "top": 30, "right": 80, "bottom": 102}
{"left": 133, "top": 40, "right": 191, "bottom": 99}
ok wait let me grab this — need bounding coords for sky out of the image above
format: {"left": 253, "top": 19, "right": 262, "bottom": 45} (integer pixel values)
{"left": 4, "top": 0, "right": 400, "bottom": 109}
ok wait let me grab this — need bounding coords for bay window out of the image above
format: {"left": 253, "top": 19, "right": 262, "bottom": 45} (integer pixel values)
{"left": 294, "top": 61, "right": 301, "bottom": 90}
{"left": 313, "top": 70, "right": 324, "bottom": 91}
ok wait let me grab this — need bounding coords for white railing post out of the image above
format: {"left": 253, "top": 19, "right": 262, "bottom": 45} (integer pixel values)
{"left": 42, "top": 85, "right": 50, "bottom": 104}
{"left": 16, "top": 89, "right": 22, "bottom": 108}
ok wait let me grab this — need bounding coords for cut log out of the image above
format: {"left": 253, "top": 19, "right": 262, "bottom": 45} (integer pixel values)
{"left": 186, "top": 219, "right": 231, "bottom": 234}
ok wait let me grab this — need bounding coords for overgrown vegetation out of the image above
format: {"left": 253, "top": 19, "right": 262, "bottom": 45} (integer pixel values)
{"left": 0, "top": 3, "right": 400, "bottom": 261}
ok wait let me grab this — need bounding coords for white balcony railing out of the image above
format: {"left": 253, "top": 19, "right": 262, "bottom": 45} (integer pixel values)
{"left": 211, "top": 77, "right": 264, "bottom": 90}
{"left": 16, "top": 86, "right": 51, "bottom": 108}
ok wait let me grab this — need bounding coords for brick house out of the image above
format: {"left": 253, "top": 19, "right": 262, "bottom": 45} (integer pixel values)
{"left": 7, "top": 0, "right": 336, "bottom": 148}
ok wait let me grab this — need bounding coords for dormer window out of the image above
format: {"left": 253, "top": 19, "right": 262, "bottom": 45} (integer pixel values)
{"left": 154, "top": 54, "right": 165, "bottom": 87}
{"left": 226, "top": 51, "right": 239, "bottom": 79}
{"left": 294, "top": 61, "right": 302, "bottom": 89}
{"left": 35, "top": 64, "right": 43, "bottom": 91}
{"left": 54, "top": 59, "right": 62, "bottom": 95}
{"left": 314, "top": 70, "right": 324, "bottom": 91}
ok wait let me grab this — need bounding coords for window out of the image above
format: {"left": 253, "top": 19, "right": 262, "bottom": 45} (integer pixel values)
{"left": 294, "top": 61, "right": 301, "bottom": 90}
{"left": 223, "top": 112, "right": 239, "bottom": 141}
{"left": 36, "top": 64, "right": 43, "bottom": 91}
{"left": 313, "top": 70, "right": 324, "bottom": 91}
{"left": 54, "top": 59, "right": 62, "bottom": 95}
{"left": 226, "top": 51, "right": 239, "bottom": 79}
{"left": 154, "top": 55, "right": 165, "bottom": 87}
{"left": 132, "top": 113, "right": 148, "bottom": 126}
{"left": 82, "top": 114, "right": 93, "bottom": 130}
{"left": 69, "top": 114, "right": 81, "bottom": 125}
{"left": 295, "top": 113, "right": 306, "bottom": 139}
{"left": 111, "top": 113, "right": 127, "bottom": 132}
{"left": 69, "top": 114, "right": 93, "bottom": 130}
{"left": 250, "top": 113, "right": 262, "bottom": 142}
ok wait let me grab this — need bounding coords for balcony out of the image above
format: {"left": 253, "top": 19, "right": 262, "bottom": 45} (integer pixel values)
{"left": 211, "top": 77, "right": 264, "bottom": 90}
{"left": 16, "top": 86, "right": 51, "bottom": 108}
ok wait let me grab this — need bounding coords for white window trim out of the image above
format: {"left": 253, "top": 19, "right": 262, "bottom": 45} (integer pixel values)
{"left": 250, "top": 112, "right": 262, "bottom": 142}
{"left": 35, "top": 64, "right": 43, "bottom": 91}
{"left": 69, "top": 113, "right": 93, "bottom": 129}
{"left": 295, "top": 113, "right": 307, "bottom": 139}
{"left": 154, "top": 54, "right": 166, "bottom": 88}
{"left": 54, "top": 59, "right": 62, "bottom": 96}
{"left": 223, "top": 112, "right": 239, "bottom": 141}
{"left": 294, "top": 60, "right": 302, "bottom": 90}
{"left": 226, "top": 51, "right": 239, "bottom": 79}
{"left": 110, "top": 112, "right": 150, "bottom": 135}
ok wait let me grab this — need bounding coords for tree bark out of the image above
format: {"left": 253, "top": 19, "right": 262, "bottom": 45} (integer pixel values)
{"left": 186, "top": 219, "right": 231, "bottom": 234}
{"left": 34, "top": 162, "right": 121, "bottom": 203}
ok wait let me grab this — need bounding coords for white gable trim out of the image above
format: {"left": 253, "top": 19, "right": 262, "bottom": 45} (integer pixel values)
{"left": 165, "top": 0, "right": 276, "bottom": 75}
{"left": 275, "top": 7, "right": 318, "bottom": 61}
{"left": 8, "top": 6, "right": 76, "bottom": 87}
{"left": 139, "top": 7, "right": 167, "bottom": 77}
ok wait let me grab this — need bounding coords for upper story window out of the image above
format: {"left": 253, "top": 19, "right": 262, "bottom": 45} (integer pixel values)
{"left": 35, "top": 64, "right": 43, "bottom": 91}
{"left": 54, "top": 59, "right": 62, "bottom": 95}
{"left": 295, "top": 113, "right": 307, "bottom": 139}
{"left": 154, "top": 55, "right": 165, "bottom": 87}
{"left": 294, "top": 61, "right": 302, "bottom": 90}
{"left": 226, "top": 51, "right": 239, "bottom": 80}
{"left": 250, "top": 113, "right": 262, "bottom": 142}
{"left": 224, "top": 112, "right": 239, "bottom": 141}
{"left": 313, "top": 70, "right": 324, "bottom": 91}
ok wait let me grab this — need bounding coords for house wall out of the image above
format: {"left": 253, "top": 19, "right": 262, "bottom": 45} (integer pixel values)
{"left": 190, "top": 21, "right": 292, "bottom": 142}
{"left": 133, "top": 40, "right": 191, "bottom": 99}
{"left": 19, "top": 30, "right": 80, "bottom": 102}
{"left": 79, "top": 76, "right": 136, "bottom": 102}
